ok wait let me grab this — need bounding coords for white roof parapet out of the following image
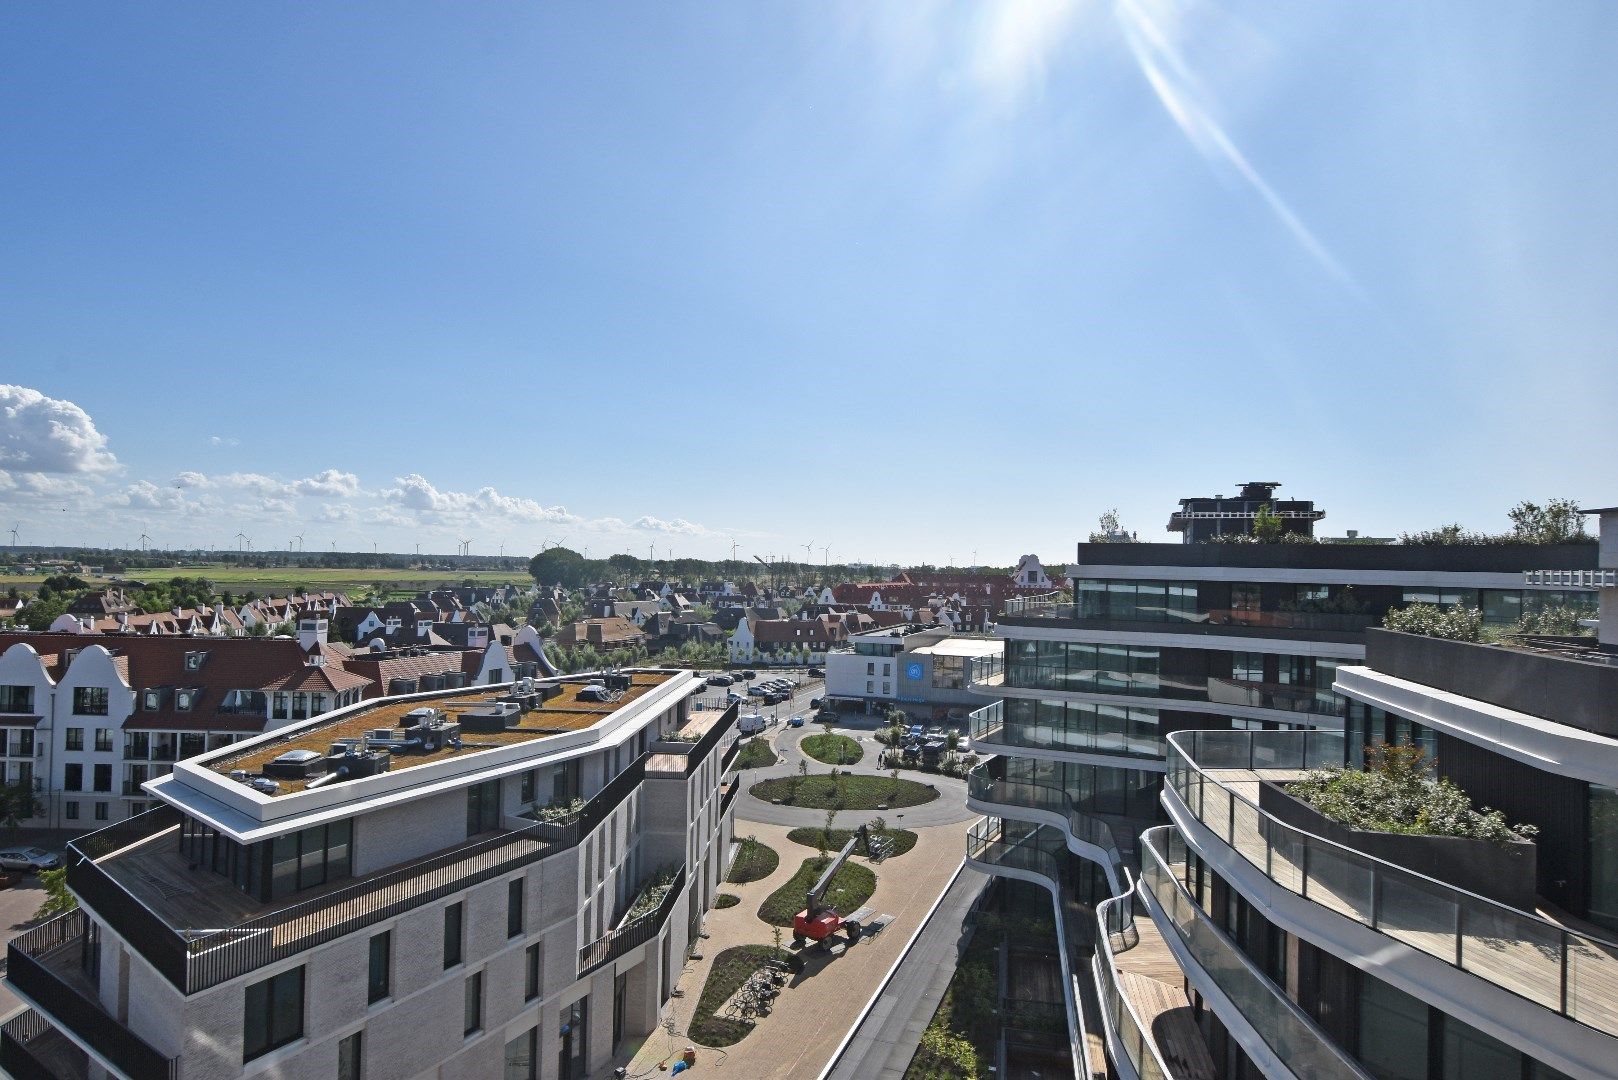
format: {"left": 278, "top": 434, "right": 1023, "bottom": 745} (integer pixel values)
{"left": 1523, "top": 569, "right": 1616, "bottom": 588}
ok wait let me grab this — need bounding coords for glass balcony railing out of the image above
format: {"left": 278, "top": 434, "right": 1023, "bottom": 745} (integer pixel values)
{"left": 966, "top": 764, "right": 1128, "bottom": 894}
{"left": 1094, "top": 890, "right": 1172, "bottom": 1080}
{"left": 965, "top": 817, "right": 1065, "bottom": 885}
{"left": 968, "top": 699, "right": 1165, "bottom": 761}
{"left": 1167, "top": 729, "right": 1618, "bottom": 1039}
{"left": 1140, "top": 827, "right": 1372, "bottom": 1080}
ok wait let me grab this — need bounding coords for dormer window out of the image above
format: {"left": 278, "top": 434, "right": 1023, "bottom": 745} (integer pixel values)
{"left": 185, "top": 651, "right": 208, "bottom": 671}
{"left": 175, "top": 689, "right": 196, "bottom": 712}
{"left": 143, "top": 689, "right": 162, "bottom": 711}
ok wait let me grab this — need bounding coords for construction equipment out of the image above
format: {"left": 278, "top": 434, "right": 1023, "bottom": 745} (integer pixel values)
{"left": 791, "top": 825, "right": 871, "bottom": 948}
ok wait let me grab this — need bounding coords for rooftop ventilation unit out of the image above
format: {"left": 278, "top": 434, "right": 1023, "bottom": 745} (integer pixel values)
{"left": 459, "top": 700, "right": 523, "bottom": 733}
{"left": 248, "top": 777, "right": 280, "bottom": 795}
{"left": 577, "top": 683, "right": 622, "bottom": 704}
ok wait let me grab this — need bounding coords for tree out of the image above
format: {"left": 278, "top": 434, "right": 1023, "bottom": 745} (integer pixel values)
{"left": 1252, "top": 503, "right": 1285, "bottom": 543}
{"left": 1507, "top": 498, "right": 1589, "bottom": 544}
{"left": 33, "top": 867, "right": 77, "bottom": 920}
{"left": 0, "top": 779, "right": 40, "bottom": 826}
{"left": 1087, "top": 508, "right": 1136, "bottom": 543}
{"left": 529, "top": 547, "right": 589, "bottom": 588}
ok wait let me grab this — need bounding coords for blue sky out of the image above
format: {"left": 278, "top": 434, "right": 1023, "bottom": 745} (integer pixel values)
{"left": 3, "top": 2, "right": 1615, "bottom": 564}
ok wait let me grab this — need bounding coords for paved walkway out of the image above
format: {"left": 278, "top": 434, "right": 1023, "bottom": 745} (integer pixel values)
{"left": 731, "top": 723, "right": 976, "bottom": 829}
{"left": 624, "top": 816, "right": 971, "bottom": 1080}
{"left": 822, "top": 863, "right": 987, "bottom": 1080}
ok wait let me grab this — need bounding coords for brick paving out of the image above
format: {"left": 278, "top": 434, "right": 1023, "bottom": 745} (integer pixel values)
{"left": 624, "top": 816, "right": 970, "bottom": 1080}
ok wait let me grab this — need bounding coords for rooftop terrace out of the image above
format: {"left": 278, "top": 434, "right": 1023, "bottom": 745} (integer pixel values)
{"left": 205, "top": 672, "right": 676, "bottom": 795}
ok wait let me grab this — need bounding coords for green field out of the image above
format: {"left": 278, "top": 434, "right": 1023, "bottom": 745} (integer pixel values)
{"left": 2, "top": 564, "right": 526, "bottom": 598}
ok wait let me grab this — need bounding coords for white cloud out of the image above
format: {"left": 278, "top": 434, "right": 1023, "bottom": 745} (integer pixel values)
{"left": 379, "top": 474, "right": 580, "bottom": 525}
{"left": 970, "top": 0, "right": 1087, "bottom": 107}
{"left": 0, "top": 385, "right": 119, "bottom": 474}
{"left": 208, "top": 435, "right": 240, "bottom": 447}
{"left": 292, "top": 469, "right": 361, "bottom": 498}
{"left": 633, "top": 516, "right": 710, "bottom": 536}
{"left": 114, "top": 481, "right": 203, "bottom": 513}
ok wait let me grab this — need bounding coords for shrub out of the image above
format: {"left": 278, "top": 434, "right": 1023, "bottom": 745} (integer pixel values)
{"left": 727, "top": 837, "right": 780, "bottom": 884}
{"left": 1288, "top": 743, "right": 1536, "bottom": 844}
{"left": 757, "top": 857, "right": 877, "bottom": 926}
{"left": 1382, "top": 602, "right": 1482, "bottom": 642}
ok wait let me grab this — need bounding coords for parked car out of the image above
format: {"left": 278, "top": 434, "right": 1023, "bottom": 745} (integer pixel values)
{"left": 742, "top": 670, "right": 757, "bottom": 679}
{"left": 748, "top": 685, "right": 768, "bottom": 697}
{"left": 808, "top": 667, "right": 825, "bottom": 678}
{"left": 0, "top": 847, "right": 61, "bottom": 873}
{"left": 709, "top": 674, "right": 734, "bottom": 687}
{"left": 788, "top": 715, "right": 806, "bottom": 728}
{"left": 725, "top": 692, "right": 742, "bottom": 704}
{"left": 908, "top": 724, "right": 925, "bottom": 741}
{"left": 810, "top": 697, "right": 825, "bottom": 709}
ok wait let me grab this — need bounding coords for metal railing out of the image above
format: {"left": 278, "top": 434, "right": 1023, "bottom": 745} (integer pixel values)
{"left": 719, "top": 781, "right": 738, "bottom": 817}
{"left": 1000, "top": 592, "right": 1068, "bottom": 618}
{"left": 6, "top": 912, "right": 178, "bottom": 1079}
{"left": 0, "top": 1010, "right": 63, "bottom": 1080}
{"left": 1168, "top": 728, "right": 1618, "bottom": 1039}
{"left": 966, "top": 764, "right": 1129, "bottom": 896}
{"left": 577, "top": 865, "right": 686, "bottom": 976}
{"left": 69, "top": 757, "right": 651, "bottom": 995}
{"left": 1139, "top": 827, "right": 1371, "bottom": 1080}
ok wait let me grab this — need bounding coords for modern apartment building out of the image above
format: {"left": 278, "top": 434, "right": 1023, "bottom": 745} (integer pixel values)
{"left": 964, "top": 536, "right": 1600, "bottom": 1079}
{"left": 2, "top": 667, "right": 738, "bottom": 1080}
{"left": 823, "top": 624, "right": 1001, "bottom": 722}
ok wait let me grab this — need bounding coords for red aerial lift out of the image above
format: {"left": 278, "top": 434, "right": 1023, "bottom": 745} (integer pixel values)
{"left": 792, "top": 826, "right": 870, "bottom": 947}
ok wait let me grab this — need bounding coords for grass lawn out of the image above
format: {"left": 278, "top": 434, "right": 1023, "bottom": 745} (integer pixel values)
{"left": 758, "top": 856, "right": 878, "bottom": 927}
{"left": 800, "top": 732, "right": 863, "bottom": 765}
{"left": 735, "top": 739, "right": 779, "bottom": 770}
{"left": 750, "top": 773, "right": 938, "bottom": 810}
{"left": 786, "top": 827, "right": 918, "bottom": 859}
{"left": 687, "top": 945, "right": 793, "bottom": 1047}
{"left": 715, "top": 893, "right": 741, "bottom": 909}
{"left": 726, "top": 838, "right": 780, "bottom": 884}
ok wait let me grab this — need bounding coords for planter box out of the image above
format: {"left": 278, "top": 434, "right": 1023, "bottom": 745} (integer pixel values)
{"left": 1258, "top": 782, "right": 1538, "bottom": 910}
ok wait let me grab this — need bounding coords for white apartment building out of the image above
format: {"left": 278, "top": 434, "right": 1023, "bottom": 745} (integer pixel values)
{"left": 1, "top": 668, "right": 738, "bottom": 1080}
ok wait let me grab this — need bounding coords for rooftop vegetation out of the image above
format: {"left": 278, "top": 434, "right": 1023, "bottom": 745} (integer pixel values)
{"left": 1288, "top": 743, "right": 1537, "bottom": 844}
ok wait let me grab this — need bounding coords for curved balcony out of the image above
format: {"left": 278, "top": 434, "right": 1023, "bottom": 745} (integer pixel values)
{"left": 968, "top": 699, "right": 1166, "bottom": 766}
{"left": 1093, "top": 885, "right": 1178, "bottom": 1080}
{"left": 1139, "top": 827, "right": 1372, "bottom": 1080}
{"left": 966, "top": 764, "right": 1128, "bottom": 897}
{"left": 1166, "top": 728, "right": 1618, "bottom": 1041}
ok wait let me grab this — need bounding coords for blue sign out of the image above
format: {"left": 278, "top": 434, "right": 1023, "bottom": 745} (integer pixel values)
{"left": 905, "top": 661, "right": 925, "bottom": 681}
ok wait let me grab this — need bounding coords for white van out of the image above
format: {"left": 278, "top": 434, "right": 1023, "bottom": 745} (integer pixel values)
{"left": 738, "top": 712, "right": 768, "bottom": 735}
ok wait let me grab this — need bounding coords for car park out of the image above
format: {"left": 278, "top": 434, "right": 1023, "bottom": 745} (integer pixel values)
{"left": 0, "top": 847, "right": 61, "bottom": 872}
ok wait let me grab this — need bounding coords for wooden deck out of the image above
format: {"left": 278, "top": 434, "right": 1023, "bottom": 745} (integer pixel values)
{"left": 1111, "top": 919, "right": 1217, "bottom": 1080}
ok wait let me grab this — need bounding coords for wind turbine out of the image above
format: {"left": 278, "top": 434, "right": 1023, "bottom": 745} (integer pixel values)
{"left": 293, "top": 533, "right": 305, "bottom": 553}
{"left": 821, "top": 543, "right": 832, "bottom": 567}
{"left": 7, "top": 524, "right": 19, "bottom": 548}
{"left": 802, "top": 539, "right": 816, "bottom": 566}
{"left": 138, "top": 533, "right": 152, "bottom": 552}
{"left": 235, "top": 532, "right": 251, "bottom": 552}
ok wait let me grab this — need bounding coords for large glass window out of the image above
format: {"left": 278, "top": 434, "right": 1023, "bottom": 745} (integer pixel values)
{"left": 367, "top": 932, "right": 391, "bottom": 1004}
{"left": 505, "top": 1028, "right": 538, "bottom": 1080}
{"left": 444, "top": 903, "right": 463, "bottom": 968}
{"left": 0, "top": 686, "right": 33, "bottom": 713}
{"left": 467, "top": 779, "right": 500, "bottom": 836}
{"left": 243, "top": 967, "right": 304, "bottom": 1062}
{"left": 559, "top": 998, "right": 588, "bottom": 1080}
{"left": 1074, "top": 579, "right": 1199, "bottom": 622}
{"left": 1356, "top": 976, "right": 1427, "bottom": 1080}
{"left": 263, "top": 819, "right": 352, "bottom": 899}
{"left": 64, "top": 727, "right": 84, "bottom": 751}
{"left": 1000, "top": 699, "right": 1163, "bottom": 759}
{"left": 1590, "top": 786, "right": 1618, "bottom": 933}
{"left": 72, "top": 688, "right": 108, "bottom": 716}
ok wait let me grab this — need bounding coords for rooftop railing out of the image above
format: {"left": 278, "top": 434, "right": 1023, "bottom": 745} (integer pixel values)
{"left": 69, "top": 757, "right": 650, "bottom": 995}
{"left": 1167, "top": 728, "right": 1618, "bottom": 1039}
{"left": 6, "top": 912, "right": 177, "bottom": 1079}
{"left": 1139, "top": 827, "right": 1371, "bottom": 1080}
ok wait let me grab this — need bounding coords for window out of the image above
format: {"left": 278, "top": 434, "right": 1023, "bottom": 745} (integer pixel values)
{"left": 125, "top": 732, "right": 149, "bottom": 759}
{"left": 94, "top": 801, "right": 108, "bottom": 821}
{"left": 72, "top": 688, "right": 108, "bottom": 716}
{"left": 466, "top": 779, "right": 500, "bottom": 837}
{"left": 64, "top": 801, "right": 79, "bottom": 820}
{"left": 272, "top": 692, "right": 288, "bottom": 720}
{"left": 520, "top": 769, "right": 536, "bottom": 804}
{"left": 866, "top": 662, "right": 875, "bottom": 675}
{"left": 337, "top": 1032, "right": 362, "bottom": 1080}
{"left": 65, "top": 728, "right": 83, "bottom": 751}
{"left": 508, "top": 878, "right": 524, "bottom": 938}
{"left": 367, "top": 932, "right": 390, "bottom": 1004}
{"left": 559, "top": 998, "right": 588, "bottom": 1080}
{"left": 463, "top": 972, "right": 483, "bottom": 1036}
{"left": 0, "top": 686, "right": 33, "bottom": 713}
{"left": 243, "top": 967, "right": 304, "bottom": 1062}
{"left": 525, "top": 943, "right": 542, "bottom": 1001}
{"left": 63, "top": 764, "right": 82, "bottom": 791}
{"left": 444, "top": 903, "right": 463, "bottom": 968}
{"left": 505, "top": 1028, "right": 538, "bottom": 1080}
{"left": 93, "top": 764, "right": 111, "bottom": 792}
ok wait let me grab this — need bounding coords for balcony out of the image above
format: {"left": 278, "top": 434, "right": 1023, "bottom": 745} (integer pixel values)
{"left": 965, "top": 817, "right": 1065, "bottom": 891}
{"left": 965, "top": 763, "right": 1129, "bottom": 896}
{"left": 1166, "top": 728, "right": 1618, "bottom": 1040}
{"left": 1, "top": 1010, "right": 90, "bottom": 1080}
{"left": 968, "top": 699, "right": 1165, "bottom": 763}
{"left": 68, "top": 756, "right": 650, "bottom": 995}
{"left": 1365, "top": 627, "right": 1618, "bottom": 739}
{"left": 577, "top": 865, "right": 686, "bottom": 977}
{"left": 1138, "top": 827, "right": 1371, "bottom": 1080}
{"left": 5, "top": 913, "right": 176, "bottom": 1079}
{"left": 998, "top": 603, "right": 1373, "bottom": 638}
{"left": 965, "top": 654, "right": 1004, "bottom": 694}
{"left": 1094, "top": 887, "right": 1216, "bottom": 1080}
